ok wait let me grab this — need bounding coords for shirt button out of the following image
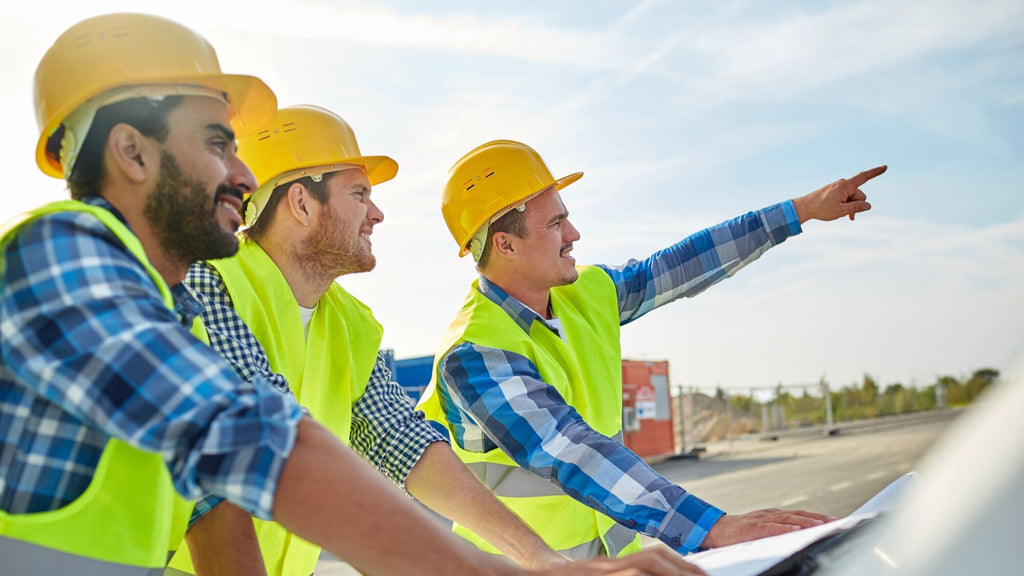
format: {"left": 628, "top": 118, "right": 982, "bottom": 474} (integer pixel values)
{"left": 673, "top": 537, "right": 681, "bottom": 546}
{"left": 628, "top": 520, "right": 636, "bottom": 527}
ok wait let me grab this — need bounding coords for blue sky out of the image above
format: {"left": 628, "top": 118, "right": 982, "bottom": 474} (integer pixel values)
{"left": 3, "top": 0, "right": 1022, "bottom": 392}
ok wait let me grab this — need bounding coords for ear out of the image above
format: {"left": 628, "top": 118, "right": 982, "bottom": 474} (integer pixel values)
{"left": 491, "top": 231, "right": 518, "bottom": 260}
{"left": 286, "top": 182, "right": 314, "bottom": 226}
{"left": 106, "top": 123, "right": 154, "bottom": 184}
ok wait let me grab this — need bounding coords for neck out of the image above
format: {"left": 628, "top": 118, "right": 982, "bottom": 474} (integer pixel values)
{"left": 137, "top": 229, "right": 190, "bottom": 285}
{"left": 480, "top": 269, "right": 552, "bottom": 320}
{"left": 256, "top": 233, "right": 333, "bottom": 308}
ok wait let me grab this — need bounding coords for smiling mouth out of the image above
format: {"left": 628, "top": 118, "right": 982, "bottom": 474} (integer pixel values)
{"left": 215, "top": 188, "right": 244, "bottom": 216}
{"left": 561, "top": 245, "right": 574, "bottom": 258}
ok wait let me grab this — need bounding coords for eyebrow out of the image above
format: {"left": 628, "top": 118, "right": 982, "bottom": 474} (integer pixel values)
{"left": 206, "top": 123, "right": 236, "bottom": 141}
{"left": 547, "top": 210, "right": 568, "bottom": 226}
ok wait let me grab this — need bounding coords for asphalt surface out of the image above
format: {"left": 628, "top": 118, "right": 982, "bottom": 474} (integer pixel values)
{"left": 314, "top": 410, "right": 960, "bottom": 574}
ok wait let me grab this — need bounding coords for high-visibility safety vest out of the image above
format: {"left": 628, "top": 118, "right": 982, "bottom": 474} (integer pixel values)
{"left": 418, "top": 265, "right": 643, "bottom": 560}
{"left": 0, "top": 200, "right": 199, "bottom": 575}
{"left": 169, "top": 239, "right": 382, "bottom": 576}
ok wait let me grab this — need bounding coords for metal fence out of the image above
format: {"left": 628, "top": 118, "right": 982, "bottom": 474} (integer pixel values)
{"left": 672, "top": 380, "right": 950, "bottom": 453}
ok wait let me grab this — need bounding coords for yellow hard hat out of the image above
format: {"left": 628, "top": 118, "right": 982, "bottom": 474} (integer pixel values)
{"left": 442, "top": 139, "right": 582, "bottom": 257}
{"left": 238, "top": 105, "right": 398, "bottom": 225}
{"left": 33, "top": 12, "right": 277, "bottom": 179}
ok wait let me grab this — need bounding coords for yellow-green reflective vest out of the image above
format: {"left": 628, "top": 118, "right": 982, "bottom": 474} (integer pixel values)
{"left": 0, "top": 201, "right": 199, "bottom": 575}
{"left": 169, "top": 239, "right": 382, "bottom": 576}
{"left": 418, "top": 266, "right": 643, "bottom": 560}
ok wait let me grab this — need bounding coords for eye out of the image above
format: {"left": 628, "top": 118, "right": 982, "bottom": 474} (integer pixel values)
{"left": 210, "top": 138, "right": 229, "bottom": 153}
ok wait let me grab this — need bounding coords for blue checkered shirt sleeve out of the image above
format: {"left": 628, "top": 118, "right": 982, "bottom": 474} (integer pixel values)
{"left": 436, "top": 202, "right": 801, "bottom": 553}
{"left": 350, "top": 352, "right": 449, "bottom": 489}
{"left": 0, "top": 206, "right": 303, "bottom": 519}
{"left": 184, "top": 260, "right": 300, "bottom": 524}
{"left": 601, "top": 201, "right": 801, "bottom": 323}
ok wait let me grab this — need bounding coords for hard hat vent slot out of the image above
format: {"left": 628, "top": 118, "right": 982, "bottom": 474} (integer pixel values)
{"left": 72, "top": 33, "right": 92, "bottom": 49}
{"left": 485, "top": 171, "right": 494, "bottom": 178}
{"left": 282, "top": 122, "right": 296, "bottom": 133}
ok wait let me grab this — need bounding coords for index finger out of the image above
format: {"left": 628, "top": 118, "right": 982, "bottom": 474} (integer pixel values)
{"left": 848, "top": 165, "right": 887, "bottom": 187}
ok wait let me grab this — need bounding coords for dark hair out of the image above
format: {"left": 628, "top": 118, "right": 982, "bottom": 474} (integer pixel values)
{"left": 62, "top": 96, "right": 184, "bottom": 200}
{"left": 477, "top": 204, "right": 527, "bottom": 269}
{"left": 241, "top": 173, "right": 333, "bottom": 241}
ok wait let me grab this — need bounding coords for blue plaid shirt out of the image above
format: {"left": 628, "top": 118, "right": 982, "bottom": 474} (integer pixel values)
{"left": 437, "top": 201, "right": 801, "bottom": 554}
{"left": 184, "top": 261, "right": 448, "bottom": 523}
{"left": 0, "top": 197, "right": 304, "bottom": 519}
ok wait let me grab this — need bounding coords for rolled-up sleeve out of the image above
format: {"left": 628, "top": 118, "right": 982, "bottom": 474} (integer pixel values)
{"left": 350, "top": 352, "right": 448, "bottom": 490}
{"left": 0, "top": 213, "right": 302, "bottom": 519}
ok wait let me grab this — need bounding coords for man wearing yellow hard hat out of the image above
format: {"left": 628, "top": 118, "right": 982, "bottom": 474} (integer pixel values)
{"left": 0, "top": 12, "right": 702, "bottom": 576}
{"left": 419, "top": 139, "right": 886, "bottom": 559}
{"left": 171, "top": 105, "right": 709, "bottom": 576}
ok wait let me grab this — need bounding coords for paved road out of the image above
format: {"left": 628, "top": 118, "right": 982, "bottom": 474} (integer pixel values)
{"left": 656, "top": 410, "right": 959, "bottom": 518}
{"left": 315, "top": 410, "right": 960, "bottom": 574}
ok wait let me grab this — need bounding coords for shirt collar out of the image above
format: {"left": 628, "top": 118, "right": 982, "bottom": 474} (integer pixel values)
{"left": 83, "top": 196, "right": 131, "bottom": 229}
{"left": 172, "top": 283, "right": 205, "bottom": 327}
{"left": 85, "top": 196, "right": 201, "bottom": 328}
{"left": 477, "top": 275, "right": 559, "bottom": 335}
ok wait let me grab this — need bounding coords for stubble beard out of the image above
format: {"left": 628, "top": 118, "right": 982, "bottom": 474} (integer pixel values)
{"left": 144, "top": 151, "right": 240, "bottom": 265}
{"left": 299, "top": 201, "right": 376, "bottom": 281}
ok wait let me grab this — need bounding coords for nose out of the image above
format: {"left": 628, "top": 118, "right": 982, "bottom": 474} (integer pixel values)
{"left": 367, "top": 198, "right": 384, "bottom": 224}
{"left": 226, "top": 150, "right": 258, "bottom": 194}
{"left": 564, "top": 218, "right": 581, "bottom": 243}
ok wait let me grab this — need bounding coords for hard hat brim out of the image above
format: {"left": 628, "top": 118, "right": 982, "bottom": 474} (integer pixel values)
{"left": 362, "top": 155, "right": 399, "bottom": 187}
{"left": 35, "top": 73, "right": 277, "bottom": 179}
{"left": 554, "top": 171, "right": 583, "bottom": 191}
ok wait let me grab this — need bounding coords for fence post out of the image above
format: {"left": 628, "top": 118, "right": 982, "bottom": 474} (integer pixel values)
{"left": 821, "top": 379, "right": 834, "bottom": 434}
{"left": 723, "top": 388, "right": 731, "bottom": 443}
{"left": 686, "top": 387, "right": 696, "bottom": 453}
{"left": 674, "top": 384, "right": 685, "bottom": 454}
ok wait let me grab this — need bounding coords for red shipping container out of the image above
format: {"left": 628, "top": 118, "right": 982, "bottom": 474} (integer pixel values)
{"left": 621, "top": 360, "right": 676, "bottom": 460}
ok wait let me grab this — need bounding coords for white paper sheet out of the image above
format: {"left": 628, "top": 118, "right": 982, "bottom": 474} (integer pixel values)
{"left": 685, "top": 473, "right": 916, "bottom": 576}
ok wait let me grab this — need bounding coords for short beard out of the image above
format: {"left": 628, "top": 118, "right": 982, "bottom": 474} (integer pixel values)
{"left": 298, "top": 200, "right": 375, "bottom": 281}
{"left": 144, "top": 151, "right": 240, "bottom": 265}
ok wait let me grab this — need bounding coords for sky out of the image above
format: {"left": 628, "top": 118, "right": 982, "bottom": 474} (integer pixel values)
{"left": 2, "top": 0, "right": 1022, "bottom": 393}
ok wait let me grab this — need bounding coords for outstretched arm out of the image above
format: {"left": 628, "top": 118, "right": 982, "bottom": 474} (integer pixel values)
{"left": 605, "top": 165, "right": 886, "bottom": 324}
